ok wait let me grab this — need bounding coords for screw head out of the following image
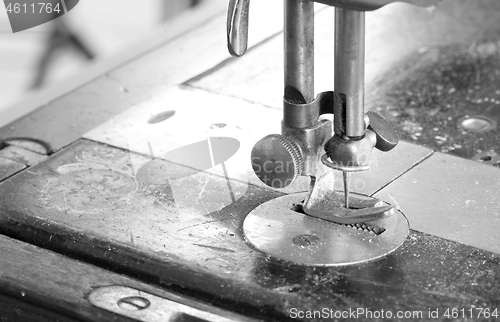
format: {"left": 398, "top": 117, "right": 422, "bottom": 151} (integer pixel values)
{"left": 293, "top": 234, "right": 320, "bottom": 247}
{"left": 117, "top": 296, "right": 150, "bottom": 311}
{"left": 459, "top": 115, "right": 496, "bottom": 133}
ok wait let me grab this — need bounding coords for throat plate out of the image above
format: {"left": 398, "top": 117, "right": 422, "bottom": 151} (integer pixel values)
{"left": 243, "top": 192, "right": 409, "bottom": 266}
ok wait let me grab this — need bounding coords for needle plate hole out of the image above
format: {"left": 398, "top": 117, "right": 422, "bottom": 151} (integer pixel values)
{"left": 210, "top": 123, "right": 227, "bottom": 128}
{"left": 147, "top": 110, "right": 176, "bottom": 124}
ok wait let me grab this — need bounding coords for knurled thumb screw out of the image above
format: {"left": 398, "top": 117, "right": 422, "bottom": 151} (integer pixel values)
{"left": 251, "top": 134, "right": 303, "bottom": 188}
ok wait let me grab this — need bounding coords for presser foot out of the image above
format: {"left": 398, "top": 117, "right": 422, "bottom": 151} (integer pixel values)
{"left": 303, "top": 190, "right": 394, "bottom": 224}
{"left": 242, "top": 192, "right": 409, "bottom": 266}
{"left": 302, "top": 168, "right": 394, "bottom": 224}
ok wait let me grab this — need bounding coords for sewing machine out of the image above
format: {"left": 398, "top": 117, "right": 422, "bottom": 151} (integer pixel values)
{"left": 0, "top": 0, "right": 499, "bottom": 321}
{"left": 227, "top": 0, "right": 439, "bottom": 266}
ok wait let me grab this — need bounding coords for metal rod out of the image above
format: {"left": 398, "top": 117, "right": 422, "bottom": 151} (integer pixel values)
{"left": 333, "top": 8, "right": 365, "bottom": 138}
{"left": 284, "top": 0, "right": 314, "bottom": 105}
{"left": 343, "top": 171, "right": 350, "bottom": 208}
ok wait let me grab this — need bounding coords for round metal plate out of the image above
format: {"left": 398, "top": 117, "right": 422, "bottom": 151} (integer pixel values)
{"left": 243, "top": 192, "right": 409, "bottom": 266}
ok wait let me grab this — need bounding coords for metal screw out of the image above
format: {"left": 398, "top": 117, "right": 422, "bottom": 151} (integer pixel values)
{"left": 459, "top": 115, "right": 496, "bottom": 133}
{"left": 117, "top": 296, "right": 151, "bottom": 311}
{"left": 293, "top": 234, "right": 319, "bottom": 247}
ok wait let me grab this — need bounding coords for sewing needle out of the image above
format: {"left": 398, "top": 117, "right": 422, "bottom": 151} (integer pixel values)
{"left": 343, "top": 171, "right": 350, "bottom": 209}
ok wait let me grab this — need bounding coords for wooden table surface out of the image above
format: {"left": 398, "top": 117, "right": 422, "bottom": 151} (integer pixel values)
{"left": 1, "top": 1, "right": 500, "bottom": 321}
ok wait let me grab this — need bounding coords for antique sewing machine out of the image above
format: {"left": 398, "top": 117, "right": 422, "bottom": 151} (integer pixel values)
{"left": 0, "top": 0, "right": 499, "bottom": 321}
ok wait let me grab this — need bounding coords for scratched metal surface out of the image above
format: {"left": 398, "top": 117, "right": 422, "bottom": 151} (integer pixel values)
{"left": 375, "top": 152, "right": 500, "bottom": 255}
{"left": 0, "top": 139, "right": 499, "bottom": 321}
{"left": 84, "top": 86, "right": 434, "bottom": 196}
{"left": 83, "top": 86, "right": 282, "bottom": 191}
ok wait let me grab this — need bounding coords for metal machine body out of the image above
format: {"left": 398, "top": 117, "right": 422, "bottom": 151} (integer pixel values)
{"left": 227, "top": 0, "right": 439, "bottom": 265}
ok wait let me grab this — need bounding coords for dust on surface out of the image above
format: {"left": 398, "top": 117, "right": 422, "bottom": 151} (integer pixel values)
{"left": 369, "top": 39, "right": 500, "bottom": 165}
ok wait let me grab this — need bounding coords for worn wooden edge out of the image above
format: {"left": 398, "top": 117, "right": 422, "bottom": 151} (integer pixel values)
{"left": 0, "top": 291, "right": 85, "bottom": 322}
{"left": 0, "top": 233, "right": 262, "bottom": 322}
{"left": 0, "top": 235, "right": 147, "bottom": 322}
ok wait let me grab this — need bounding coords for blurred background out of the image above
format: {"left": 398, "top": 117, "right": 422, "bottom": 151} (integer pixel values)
{"left": 0, "top": 0, "right": 217, "bottom": 124}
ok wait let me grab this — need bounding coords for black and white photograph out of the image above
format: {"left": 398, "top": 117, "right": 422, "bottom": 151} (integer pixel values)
{"left": 0, "top": 0, "right": 499, "bottom": 321}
